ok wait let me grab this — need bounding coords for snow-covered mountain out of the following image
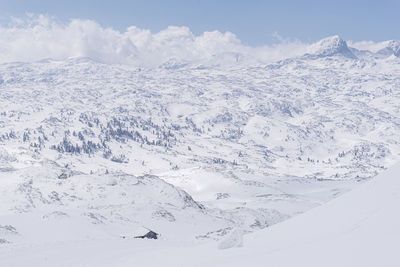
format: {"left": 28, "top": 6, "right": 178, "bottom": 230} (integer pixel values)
{"left": 1, "top": 35, "right": 400, "bottom": 265}
{"left": 377, "top": 40, "right": 400, "bottom": 57}
{"left": 307, "top": 35, "right": 356, "bottom": 58}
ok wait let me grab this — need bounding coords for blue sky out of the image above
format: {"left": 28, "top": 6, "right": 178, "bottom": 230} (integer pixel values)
{"left": 0, "top": 0, "right": 399, "bottom": 45}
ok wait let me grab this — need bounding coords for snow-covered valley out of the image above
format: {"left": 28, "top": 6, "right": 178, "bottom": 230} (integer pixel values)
{"left": 1, "top": 35, "right": 400, "bottom": 266}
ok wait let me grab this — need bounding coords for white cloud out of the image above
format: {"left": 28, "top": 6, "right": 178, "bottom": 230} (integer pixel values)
{"left": 347, "top": 40, "right": 389, "bottom": 53}
{"left": 0, "top": 14, "right": 311, "bottom": 66}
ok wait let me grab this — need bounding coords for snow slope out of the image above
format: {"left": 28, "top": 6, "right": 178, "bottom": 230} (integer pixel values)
{"left": 1, "top": 162, "right": 398, "bottom": 267}
{"left": 203, "top": 163, "right": 400, "bottom": 267}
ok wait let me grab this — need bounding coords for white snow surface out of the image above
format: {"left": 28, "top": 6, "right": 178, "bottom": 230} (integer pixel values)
{"left": 1, "top": 162, "right": 399, "bottom": 267}
{"left": 1, "top": 32, "right": 400, "bottom": 266}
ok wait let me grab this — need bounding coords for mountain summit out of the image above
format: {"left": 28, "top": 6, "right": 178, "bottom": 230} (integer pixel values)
{"left": 377, "top": 40, "right": 400, "bottom": 57}
{"left": 308, "top": 35, "right": 356, "bottom": 58}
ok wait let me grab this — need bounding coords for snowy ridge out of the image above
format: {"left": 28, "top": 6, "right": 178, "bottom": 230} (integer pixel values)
{"left": 0, "top": 163, "right": 237, "bottom": 245}
{"left": 377, "top": 40, "right": 400, "bottom": 57}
